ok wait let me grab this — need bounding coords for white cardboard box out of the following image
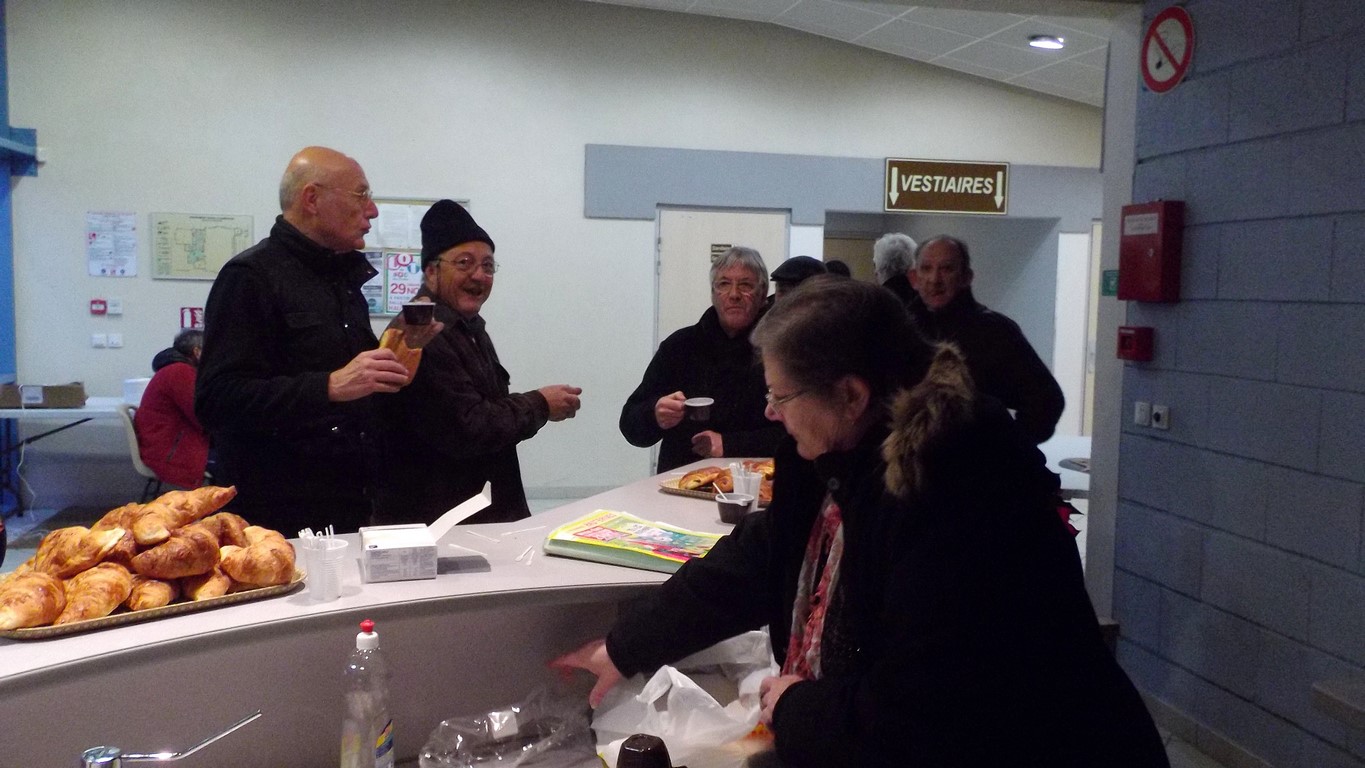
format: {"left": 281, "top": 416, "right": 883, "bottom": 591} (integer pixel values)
{"left": 359, "top": 484, "right": 491, "bottom": 583}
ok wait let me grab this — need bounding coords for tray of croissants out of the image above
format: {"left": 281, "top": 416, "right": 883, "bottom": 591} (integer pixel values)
{"left": 0, "top": 485, "right": 304, "bottom": 640}
{"left": 658, "top": 459, "right": 774, "bottom": 507}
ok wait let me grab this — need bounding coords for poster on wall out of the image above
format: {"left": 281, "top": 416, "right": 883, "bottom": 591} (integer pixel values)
{"left": 370, "top": 199, "right": 431, "bottom": 250}
{"left": 361, "top": 251, "right": 386, "bottom": 314}
{"left": 151, "top": 212, "right": 254, "bottom": 280}
{"left": 86, "top": 211, "right": 138, "bottom": 277}
{"left": 385, "top": 251, "right": 424, "bottom": 313}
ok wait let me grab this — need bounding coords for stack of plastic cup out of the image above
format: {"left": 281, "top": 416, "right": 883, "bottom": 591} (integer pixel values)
{"left": 729, "top": 463, "right": 762, "bottom": 513}
{"left": 304, "top": 538, "right": 349, "bottom": 602}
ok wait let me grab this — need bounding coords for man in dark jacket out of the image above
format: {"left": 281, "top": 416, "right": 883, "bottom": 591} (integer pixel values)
{"left": 619, "top": 246, "right": 784, "bottom": 473}
{"left": 907, "top": 235, "right": 1066, "bottom": 444}
{"left": 873, "top": 232, "right": 916, "bottom": 304}
{"left": 196, "top": 146, "right": 428, "bottom": 535}
{"left": 375, "top": 200, "right": 582, "bottom": 525}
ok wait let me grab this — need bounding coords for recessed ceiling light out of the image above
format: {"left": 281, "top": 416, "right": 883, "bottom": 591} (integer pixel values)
{"left": 1028, "top": 34, "right": 1065, "bottom": 50}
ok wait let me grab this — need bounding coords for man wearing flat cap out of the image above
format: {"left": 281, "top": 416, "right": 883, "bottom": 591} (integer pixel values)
{"left": 769, "top": 255, "right": 827, "bottom": 302}
{"left": 376, "top": 199, "right": 583, "bottom": 525}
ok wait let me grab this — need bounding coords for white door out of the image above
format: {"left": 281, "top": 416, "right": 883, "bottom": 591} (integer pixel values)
{"left": 1053, "top": 232, "right": 1092, "bottom": 436}
{"left": 656, "top": 207, "right": 789, "bottom": 345}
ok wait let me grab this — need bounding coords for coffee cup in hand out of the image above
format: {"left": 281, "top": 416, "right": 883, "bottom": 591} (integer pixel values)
{"left": 684, "top": 396, "right": 714, "bottom": 422}
{"left": 401, "top": 301, "right": 435, "bottom": 326}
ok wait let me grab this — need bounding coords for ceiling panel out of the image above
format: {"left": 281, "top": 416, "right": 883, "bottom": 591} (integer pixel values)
{"left": 577, "top": 0, "right": 1134, "bottom": 107}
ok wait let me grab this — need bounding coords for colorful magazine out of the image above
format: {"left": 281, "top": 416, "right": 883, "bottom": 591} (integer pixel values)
{"left": 543, "top": 510, "right": 722, "bottom": 574}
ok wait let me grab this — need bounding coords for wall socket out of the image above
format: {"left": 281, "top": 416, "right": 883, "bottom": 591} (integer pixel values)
{"left": 107, "top": 333, "right": 124, "bottom": 349}
{"left": 1151, "top": 404, "right": 1171, "bottom": 430}
{"left": 90, "top": 333, "right": 107, "bottom": 348}
{"left": 1134, "top": 400, "right": 1152, "bottom": 427}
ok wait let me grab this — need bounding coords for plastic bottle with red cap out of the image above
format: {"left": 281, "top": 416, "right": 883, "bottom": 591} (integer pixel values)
{"left": 340, "top": 618, "right": 394, "bottom": 768}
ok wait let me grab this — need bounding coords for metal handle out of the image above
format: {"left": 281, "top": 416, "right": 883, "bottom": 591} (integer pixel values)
{"left": 81, "top": 710, "right": 262, "bottom": 767}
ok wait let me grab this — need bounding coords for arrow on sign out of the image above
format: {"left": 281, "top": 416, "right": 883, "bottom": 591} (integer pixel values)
{"left": 888, "top": 166, "right": 900, "bottom": 205}
{"left": 994, "top": 171, "right": 1004, "bottom": 209}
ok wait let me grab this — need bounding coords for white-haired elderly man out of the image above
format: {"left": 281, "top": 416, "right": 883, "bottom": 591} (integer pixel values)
{"left": 620, "top": 246, "right": 785, "bottom": 472}
{"left": 873, "top": 232, "right": 917, "bottom": 304}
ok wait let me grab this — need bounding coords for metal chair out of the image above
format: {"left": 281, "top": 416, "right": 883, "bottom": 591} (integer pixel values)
{"left": 117, "top": 403, "right": 162, "bottom": 502}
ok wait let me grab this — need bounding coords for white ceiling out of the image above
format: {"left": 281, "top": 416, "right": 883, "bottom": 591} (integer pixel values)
{"left": 578, "top": 0, "right": 1140, "bottom": 107}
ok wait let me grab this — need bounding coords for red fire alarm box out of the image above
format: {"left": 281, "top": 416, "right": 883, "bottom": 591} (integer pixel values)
{"left": 1117, "top": 326, "right": 1155, "bottom": 361}
{"left": 1118, "top": 200, "right": 1183, "bottom": 302}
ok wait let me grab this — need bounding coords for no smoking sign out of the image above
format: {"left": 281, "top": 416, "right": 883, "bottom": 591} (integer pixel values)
{"left": 1142, "top": 6, "right": 1194, "bottom": 93}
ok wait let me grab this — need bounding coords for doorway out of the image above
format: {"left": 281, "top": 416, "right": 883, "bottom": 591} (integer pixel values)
{"left": 655, "top": 207, "right": 789, "bottom": 345}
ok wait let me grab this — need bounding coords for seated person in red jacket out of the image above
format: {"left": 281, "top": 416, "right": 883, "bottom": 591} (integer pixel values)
{"left": 135, "top": 329, "right": 210, "bottom": 488}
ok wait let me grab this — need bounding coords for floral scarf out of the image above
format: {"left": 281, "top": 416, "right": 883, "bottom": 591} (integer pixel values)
{"left": 782, "top": 493, "right": 845, "bottom": 680}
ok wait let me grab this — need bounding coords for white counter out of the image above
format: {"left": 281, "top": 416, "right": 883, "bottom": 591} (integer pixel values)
{"left": 0, "top": 463, "right": 733, "bottom": 768}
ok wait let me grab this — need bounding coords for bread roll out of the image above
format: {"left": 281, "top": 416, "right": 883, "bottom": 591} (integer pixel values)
{"left": 56, "top": 562, "right": 133, "bottom": 624}
{"left": 220, "top": 527, "right": 295, "bottom": 587}
{"left": 33, "top": 526, "right": 126, "bottom": 579}
{"left": 130, "top": 523, "right": 220, "bottom": 579}
{"left": 678, "top": 466, "right": 725, "bottom": 491}
{"left": 379, "top": 327, "right": 423, "bottom": 377}
{"left": 125, "top": 574, "right": 180, "bottom": 611}
{"left": 0, "top": 572, "right": 66, "bottom": 630}
{"left": 181, "top": 564, "right": 232, "bottom": 601}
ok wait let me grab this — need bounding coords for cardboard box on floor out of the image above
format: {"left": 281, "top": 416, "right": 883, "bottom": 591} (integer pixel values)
{"left": 0, "top": 382, "right": 87, "bottom": 409}
{"left": 359, "top": 483, "right": 492, "bottom": 583}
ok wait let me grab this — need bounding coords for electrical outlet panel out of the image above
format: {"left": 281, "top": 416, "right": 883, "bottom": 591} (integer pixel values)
{"left": 1134, "top": 401, "right": 1152, "bottom": 427}
{"left": 107, "top": 333, "right": 124, "bottom": 348}
{"left": 91, "top": 333, "right": 107, "bottom": 348}
{"left": 1151, "top": 404, "right": 1170, "bottom": 430}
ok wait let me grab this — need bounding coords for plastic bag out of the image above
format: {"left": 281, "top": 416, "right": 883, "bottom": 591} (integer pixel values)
{"left": 419, "top": 685, "right": 600, "bottom": 767}
{"left": 592, "top": 630, "right": 779, "bottom": 768}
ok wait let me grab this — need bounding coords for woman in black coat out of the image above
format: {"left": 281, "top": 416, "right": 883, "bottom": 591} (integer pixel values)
{"left": 554, "top": 277, "right": 1167, "bottom": 767}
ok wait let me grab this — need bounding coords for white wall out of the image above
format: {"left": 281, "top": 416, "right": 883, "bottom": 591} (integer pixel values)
{"left": 7, "top": 0, "right": 1103, "bottom": 505}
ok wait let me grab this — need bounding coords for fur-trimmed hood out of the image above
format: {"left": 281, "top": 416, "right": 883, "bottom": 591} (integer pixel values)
{"left": 882, "top": 343, "right": 976, "bottom": 499}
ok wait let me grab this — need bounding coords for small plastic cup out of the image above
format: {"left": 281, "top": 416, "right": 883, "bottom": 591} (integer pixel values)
{"left": 730, "top": 467, "right": 762, "bottom": 512}
{"left": 716, "top": 492, "right": 755, "bottom": 525}
{"left": 401, "top": 301, "right": 435, "bottom": 325}
{"left": 304, "top": 538, "right": 349, "bottom": 602}
{"left": 684, "top": 397, "right": 714, "bottom": 422}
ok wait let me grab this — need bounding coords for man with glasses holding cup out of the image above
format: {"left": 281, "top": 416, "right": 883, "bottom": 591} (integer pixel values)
{"left": 197, "top": 146, "right": 439, "bottom": 536}
{"left": 374, "top": 200, "right": 583, "bottom": 525}
{"left": 620, "top": 246, "right": 784, "bottom": 473}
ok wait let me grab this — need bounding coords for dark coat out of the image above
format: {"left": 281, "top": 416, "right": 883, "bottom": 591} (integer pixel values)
{"left": 906, "top": 288, "right": 1065, "bottom": 444}
{"left": 619, "top": 306, "right": 784, "bottom": 473}
{"left": 375, "top": 286, "right": 546, "bottom": 526}
{"left": 195, "top": 216, "right": 381, "bottom": 535}
{"left": 607, "top": 348, "right": 1167, "bottom": 768}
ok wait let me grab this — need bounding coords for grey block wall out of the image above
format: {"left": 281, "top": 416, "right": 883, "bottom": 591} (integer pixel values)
{"left": 1117, "top": 2, "right": 1365, "bottom": 765}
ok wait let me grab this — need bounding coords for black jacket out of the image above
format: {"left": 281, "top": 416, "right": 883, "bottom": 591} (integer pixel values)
{"left": 906, "top": 288, "right": 1065, "bottom": 443}
{"left": 195, "top": 216, "right": 381, "bottom": 535}
{"left": 375, "top": 287, "right": 546, "bottom": 525}
{"left": 607, "top": 349, "right": 1167, "bottom": 768}
{"left": 619, "top": 306, "right": 784, "bottom": 472}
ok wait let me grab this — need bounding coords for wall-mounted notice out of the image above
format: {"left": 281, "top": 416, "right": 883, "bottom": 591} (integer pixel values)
{"left": 152, "top": 213, "right": 254, "bottom": 280}
{"left": 86, "top": 211, "right": 138, "bottom": 277}
{"left": 370, "top": 199, "right": 431, "bottom": 250}
{"left": 385, "top": 252, "right": 424, "bottom": 313}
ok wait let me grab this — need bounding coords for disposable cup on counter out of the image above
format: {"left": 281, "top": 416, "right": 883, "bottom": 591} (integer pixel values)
{"left": 303, "top": 538, "right": 349, "bottom": 602}
{"left": 716, "top": 492, "right": 755, "bottom": 525}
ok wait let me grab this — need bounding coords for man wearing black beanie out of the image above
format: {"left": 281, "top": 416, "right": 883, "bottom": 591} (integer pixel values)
{"left": 376, "top": 199, "right": 583, "bottom": 525}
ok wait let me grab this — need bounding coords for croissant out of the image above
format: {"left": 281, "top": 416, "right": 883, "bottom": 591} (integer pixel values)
{"left": 130, "top": 523, "right": 220, "bottom": 580}
{"left": 0, "top": 571, "right": 66, "bottom": 630}
{"left": 55, "top": 562, "right": 133, "bottom": 625}
{"left": 678, "top": 466, "right": 725, "bottom": 491}
{"left": 33, "top": 526, "right": 127, "bottom": 579}
{"left": 125, "top": 574, "right": 180, "bottom": 611}
{"left": 379, "top": 327, "right": 423, "bottom": 377}
{"left": 92, "top": 502, "right": 143, "bottom": 532}
{"left": 220, "top": 527, "right": 295, "bottom": 587}
{"left": 181, "top": 564, "right": 232, "bottom": 601}
{"left": 131, "top": 486, "right": 237, "bottom": 546}
{"left": 101, "top": 529, "right": 139, "bottom": 570}
{"left": 0, "top": 559, "right": 33, "bottom": 589}
{"left": 198, "top": 512, "right": 250, "bottom": 548}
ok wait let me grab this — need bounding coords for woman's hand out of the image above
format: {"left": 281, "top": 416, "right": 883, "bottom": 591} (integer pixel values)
{"left": 549, "top": 638, "right": 624, "bottom": 708}
{"left": 758, "top": 674, "right": 803, "bottom": 726}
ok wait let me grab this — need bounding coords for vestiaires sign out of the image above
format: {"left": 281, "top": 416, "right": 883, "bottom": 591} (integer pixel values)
{"left": 884, "top": 158, "right": 1009, "bottom": 215}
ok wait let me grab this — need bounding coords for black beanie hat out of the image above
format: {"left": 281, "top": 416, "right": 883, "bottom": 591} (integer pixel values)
{"left": 420, "top": 199, "right": 495, "bottom": 268}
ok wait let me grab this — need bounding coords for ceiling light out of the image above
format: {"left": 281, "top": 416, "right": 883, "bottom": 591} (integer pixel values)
{"left": 1028, "top": 35, "right": 1065, "bottom": 50}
